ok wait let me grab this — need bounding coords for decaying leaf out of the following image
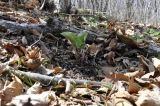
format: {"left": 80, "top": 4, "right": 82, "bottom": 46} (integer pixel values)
{"left": 116, "top": 28, "right": 138, "bottom": 48}
{"left": 128, "top": 77, "right": 141, "bottom": 94}
{"left": 107, "top": 70, "right": 145, "bottom": 81}
{"left": 27, "top": 47, "right": 41, "bottom": 59}
{"left": 0, "top": 76, "right": 23, "bottom": 105}
{"left": 2, "top": 43, "right": 26, "bottom": 57}
{"left": 52, "top": 66, "right": 63, "bottom": 74}
{"left": 21, "top": 47, "right": 42, "bottom": 70}
{"left": 138, "top": 55, "right": 156, "bottom": 73}
{"left": 21, "top": 57, "right": 41, "bottom": 70}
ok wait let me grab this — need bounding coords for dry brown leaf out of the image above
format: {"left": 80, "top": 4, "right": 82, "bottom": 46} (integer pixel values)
{"left": 116, "top": 28, "right": 138, "bottom": 48}
{"left": 128, "top": 77, "right": 141, "bottom": 94}
{"left": 136, "top": 89, "right": 160, "bottom": 106}
{"left": 138, "top": 55, "right": 156, "bottom": 73}
{"left": 21, "top": 47, "right": 41, "bottom": 70}
{"left": 0, "top": 76, "right": 23, "bottom": 105}
{"left": 52, "top": 66, "right": 63, "bottom": 74}
{"left": 2, "top": 43, "right": 26, "bottom": 56}
{"left": 27, "top": 82, "right": 42, "bottom": 94}
{"left": 107, "top": 70, "right": 145, "bottom": 81}
{"left": 27, "top": 47, "right": 41, "bottom": 59}
{"left": 22, "top": 58, "right": 41, "bottom": 70}
{"left": 108, "top": 73, "right": 129, "bottom": 81}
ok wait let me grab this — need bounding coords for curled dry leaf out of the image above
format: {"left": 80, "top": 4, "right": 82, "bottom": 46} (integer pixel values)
{"left": 22, "top": 58, "right": 41, "bottom": 70}
{"left": 27, "top": 47, "right": 41, "bottom": 59}
{"left": 27, "top": 82, "right": 42, "bottom": 94}
{"left": 116, "top": 28, "right": 138, "bottom": 48}
{"left": 21, "top": 47, "right": 42, "bottom": 70}
{"left": 0, "top": 76, "right": 23, "bottom": 105}
{"left": 138, "top": 55, "right": 156, "bottom": 73}
{"left": 7, "top": 91, "right": 57, "bottom": 106}
{"left": 107, "top": 70, "right": 145, "bottom": 81}
{"left": 128, "top": 77, "right": 141, "bottom": 94}
{"left": 2, "top": 43, "right": 26, "bottom": 57}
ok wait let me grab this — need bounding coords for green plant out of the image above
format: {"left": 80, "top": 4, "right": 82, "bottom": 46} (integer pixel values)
{"left": 61, "top": 31, "right": 88, "bottom": 49}
{"left": 61, "top": 31, "right": 88, "bottom": 62}
{"left": 145, "top": 28, "right": 160, "bottom": 37}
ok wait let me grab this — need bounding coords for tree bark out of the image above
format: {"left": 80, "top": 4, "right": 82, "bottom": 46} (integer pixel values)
{"left": 59, "top": 0, "right": 72, "bottom": 13}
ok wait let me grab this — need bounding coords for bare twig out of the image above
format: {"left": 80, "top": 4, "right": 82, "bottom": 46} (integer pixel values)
{"left": 5, "top": 67, "right": 112, "bottom": 88}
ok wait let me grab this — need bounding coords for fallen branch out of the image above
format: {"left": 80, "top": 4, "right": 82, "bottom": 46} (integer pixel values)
{"left": 5, "top": 67, "right": 112, "bottom": 89}
{"left": 0, "top": 18, "right": 98, "bottom": 41}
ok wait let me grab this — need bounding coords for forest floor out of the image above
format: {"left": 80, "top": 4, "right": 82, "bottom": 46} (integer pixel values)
{"left": 0, "top": 1, "right": 160, "bottom": 106}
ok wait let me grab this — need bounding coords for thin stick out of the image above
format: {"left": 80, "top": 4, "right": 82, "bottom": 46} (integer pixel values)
{"left": 6, "top": 68, "right": 112, "bottom": 89}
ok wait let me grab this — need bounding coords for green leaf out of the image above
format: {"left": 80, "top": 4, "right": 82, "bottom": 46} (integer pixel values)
{"left": 76, "top": 31, "right": 88, "bottom": 48}
{"left": 61, "top": 31, "right": 88, "bottom": 49}
{"left": 61, "top": 32, "right": 78, "bottom": 48}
